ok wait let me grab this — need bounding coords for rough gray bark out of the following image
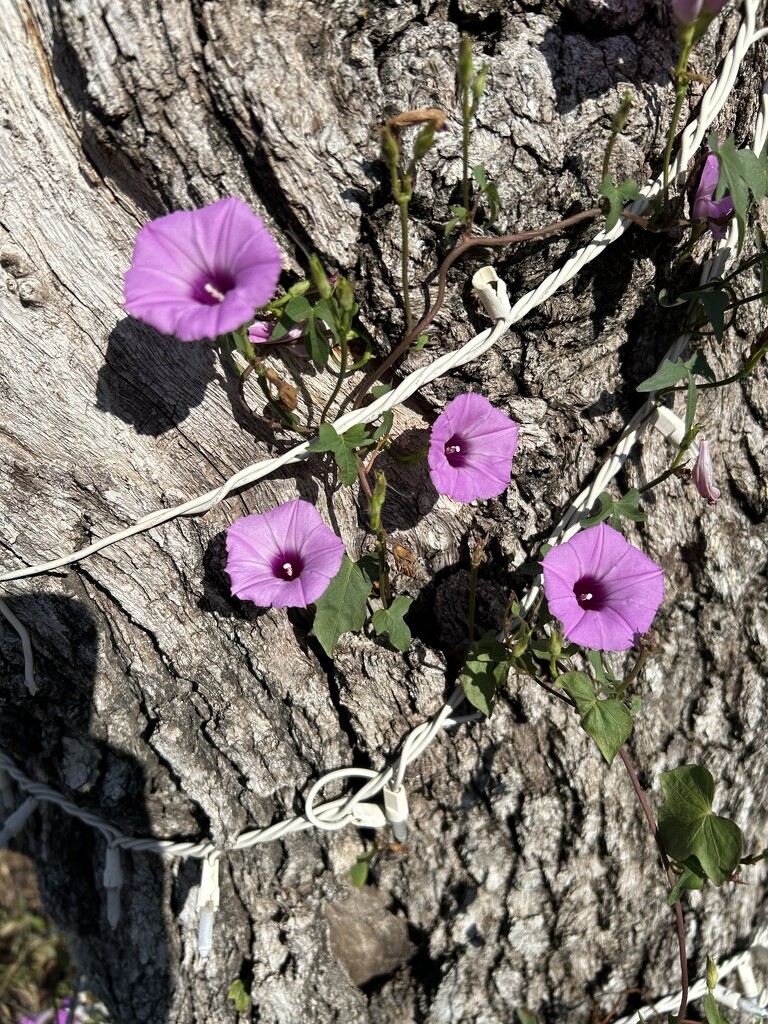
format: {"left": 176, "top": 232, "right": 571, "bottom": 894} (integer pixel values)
{"left": 1, "top": 1, "right": 767, "bottom": 1022}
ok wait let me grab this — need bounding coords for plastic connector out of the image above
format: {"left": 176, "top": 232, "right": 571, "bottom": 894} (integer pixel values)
{"left": 196, "top": 856, "right": 220, "bottom": 959}
{"left": 383, "top": 785, "right": 409, "bottom": 843}
{"left": 351, "top": 802, "right": 387, "bottom": 831}
{"left": 103, "top": 846, "right": 123, "bottom": 929}
{"left": 0, "top": 797, "right": 38, "bottom": 846}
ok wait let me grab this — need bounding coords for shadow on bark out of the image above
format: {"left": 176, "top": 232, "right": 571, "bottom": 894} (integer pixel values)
{"left": 97, "top": 318, "right": 217, "bottom": 435}
{"left": 0, "top": 593, "right": 172, "bottom": 1024}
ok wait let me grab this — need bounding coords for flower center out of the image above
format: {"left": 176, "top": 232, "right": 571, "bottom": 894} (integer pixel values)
{"left": 193, "top": 270, "right": 236, "bottom": 306}
{"left": 444, "top": 434, "right": 467, "bottom": 468}
{"left": 271, "top": 551, "right": 304, "bottom": 582}
{"left": 573, "top": 576, "right": 607, "bottom": 611}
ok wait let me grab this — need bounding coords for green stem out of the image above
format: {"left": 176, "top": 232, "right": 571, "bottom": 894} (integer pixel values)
{"left": 462, "top": 88, "right": 471, "bottom": 214}
{"left": 320, "top": 330, "right": 349, "bottom": 423}
{"left": 663, "top": 39, "right": 694, "bottom": 200}
{"left": 398, "top": 195, "right": 413, "bottom": 334}
{"left": 638, "top": 438, "right": 692, "bottom": 495}
{"left": 352, "top": 206, "right": 602, "bottom": 407}
{"left": 468, "top": 535, "right": 488, "bottom": 643}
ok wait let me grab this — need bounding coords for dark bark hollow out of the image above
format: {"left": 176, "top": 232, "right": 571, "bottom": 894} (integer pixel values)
{"left": 1, "top": 2, "right": 768, "bottom": 1022}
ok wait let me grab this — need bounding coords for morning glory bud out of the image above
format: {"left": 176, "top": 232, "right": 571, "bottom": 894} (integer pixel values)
{"left": 692, "top": 440, "right": 721, "bottom": 506}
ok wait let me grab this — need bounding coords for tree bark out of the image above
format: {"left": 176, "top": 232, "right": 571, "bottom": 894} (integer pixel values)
{"left": 1, "top": 1, "right": 768, "bottom": 1022}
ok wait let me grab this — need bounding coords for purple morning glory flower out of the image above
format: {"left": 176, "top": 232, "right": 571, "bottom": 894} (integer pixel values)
{"left": 692, "top": 155, "right": 734, "bottom": 241}
{"left": 692, "top": 439, "right": 721, "bottom": 506}
{"left": 428, "top": 393, "right": 519, "bottom": 503}
{"left": 672, "top": 0, "right": 726, "bottom": 25}
{"left": 124, "top": 197, "right": 282, "bottom": 342}
{"left": 248, "top": 320, "right": 306, "bottom": 345}
{"left": 541, "top": 523, "right": 664, "bottom": 652}
{"left": 225, "top": 499, "right": 345, "bottom": 609}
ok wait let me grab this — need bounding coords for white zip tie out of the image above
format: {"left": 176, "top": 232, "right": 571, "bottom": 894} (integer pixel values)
{"left": 196, "top": 854, "right": 221, "bottom": 960}
{"left": 0, "top": 796, "right": 39, "bottom": 845}
{"left": 383, "top": 785, "right": 409, "bottom": 842}
{"left": 103, "top": 844, "right": 124, "bottom": 929}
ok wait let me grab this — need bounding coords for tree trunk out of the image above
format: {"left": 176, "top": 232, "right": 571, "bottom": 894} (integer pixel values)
{"left": 2, "top": 1, "right": 767, "bottom": 1022}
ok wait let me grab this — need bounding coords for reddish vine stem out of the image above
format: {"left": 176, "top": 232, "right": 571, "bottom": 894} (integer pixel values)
{"left": 352, "top": 207, "right": 603, "bottom": 408}
{"left": 618, "top": 748, "right": 689, "bottom": 1024}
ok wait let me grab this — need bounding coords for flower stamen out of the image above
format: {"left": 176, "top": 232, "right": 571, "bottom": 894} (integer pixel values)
{"left": 203, "top": 281, "right": 227, "bottom": 303}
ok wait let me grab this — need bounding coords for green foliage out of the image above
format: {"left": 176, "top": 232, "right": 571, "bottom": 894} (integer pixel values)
{"left": 460, "top": 630, "right": 511, "bottom": 716}
{"left": 516, "top": 1011, "right": 540, "bottom": 1024}
{"left": 580, "top": 489, "right": 645, "bottom": 529}
{"left": 599, "top": 174, "right": 641, "bottom": 231}
{"left": 709, "top": 132, "right": 768, "bottom": 248}
{"left": 445, "top": 205, "right": 468, "bottom": 237}
{"left": 557, "top": 672, "right": 632, "bottom": 764}
{"left": 348, "top": 856, "right": 370, "bottom": 887}
{"left": 704, "top": 992, "right": 731, "bottom": 1024}
{"left": 312, "top": 555, "right": 374, "bottom": 656}
{"left": 667, "top": 862, "right": 704, "bottom": 905}
{"left": 309, "top": 423, "right": 360, "bottom": 485}
{"left": 372, "top": 595, "right": 412, "bottom": 652}
{"left": 227, "top": 979, "right": 252, "bottom": 1012}
{"left": 472, "top": 163, "right": 501, "bottom": 223}
{"left": 658, "top": 286, "right": 729, "bottom": 343}
{"left": 658, "top": 765, "right": 743, "bottom": 886}
{"left": 636, "top": 351, "right": 716, "bottom": 393}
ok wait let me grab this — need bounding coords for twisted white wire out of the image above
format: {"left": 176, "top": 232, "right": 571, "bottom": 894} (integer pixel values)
{"left": 0, "top": 0, "right": 766, "bottom": 992}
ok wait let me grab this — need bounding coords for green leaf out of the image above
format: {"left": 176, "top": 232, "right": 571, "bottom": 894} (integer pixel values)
{"left": 270, "top": 295, "right": 312, "bottom": 340}
{"left": 557, "top": 672, "right": 632, "bottom": 764}
{"left": 460, "top": 630, "right": 510, "bottom": 716}
{"left": 414, "top": 332, "right": 430, "bottom": 351}
{"left": 686, "top": 350, "right": 717, "bottom": 383}
{"left": 709, "top": 132, "right": 768, "bottom": 248}
{"left": 348, "top": 858, "right": 369, "bottom": 887}
{"left": 372, "top": 410, "right": 394, "bottom": 442}
{"left": 371, "top": 384, "right": 392, "bottom": 398}
{"left": 304, "top": 313, "right": 331, "bottom": 368}
{"left": 313, "top": 555, "right": 373, "bottom": 657}
{"left": 308, "top": 422, "right": 343, "bottom": 453}
{"left": 667, "top": 861, "right": 704, "bottom": 905}
{"left": 307, "top": 424, "right": 368, "bottom": 486}
{"left": 704, "top": 993, "right": 731, "bottom": 1024}
{"left": 227, "top": 979, "right": 252, "bottom": 1012}
{"left": 613, "top": 488, "right": 646, "bottom": 524}
{"left": 599, "top": 174, "right": 641, "bottom": 232}
{"left": 696, "top": 290, "right": 729, "bottom": 344}
{"left": 472, "top": 163, "right": 487, "bottom": 189}
{"left": 658, "top": 765, "right": 743, "bottom": 885}
{"left": 372, "top": 595, "right": 412, "bottom": 652}
{"left": 516, "top": 1011, "right": 540, "bottom": 1024}
{"left": 636, "top": 358, "right": 689, "bottom": 393}
{"left": 580, "top": 491, "right": 615, "bottom": 528}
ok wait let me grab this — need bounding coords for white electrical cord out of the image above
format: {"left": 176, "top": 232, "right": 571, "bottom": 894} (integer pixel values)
{"left": 0, "top": 0, "right": 765, "bottom": 991}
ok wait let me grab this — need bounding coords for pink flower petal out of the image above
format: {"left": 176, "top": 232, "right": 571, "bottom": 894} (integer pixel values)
{"left": 125, "top": 197, "right": 282, "bottom": 342}
{"left": 428, "top": 394, "right": 519, "bottom": 503}
{"left": 225, "top": 499, "right": 345, "bottom": 609}
{"left": 542, "top": 523, "right": 664, "bottom": 652}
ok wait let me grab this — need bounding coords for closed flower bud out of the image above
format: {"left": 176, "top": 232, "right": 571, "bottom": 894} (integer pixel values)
{"left": 309, "top": 253, "right": 332, "bottom": 300}
{"left": 692, "top": 439, "right": 721, "bottom": 506}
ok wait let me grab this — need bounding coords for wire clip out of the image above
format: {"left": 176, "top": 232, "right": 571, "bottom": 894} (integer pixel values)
{"left": 383, "top": 785, "right": 409, "bottom": 842}
{"left": 103, "top": 845, "right": 124, "bottom": 929}
{"left": 196, "top": 855, "right": 221, "bottom": 959}
{"left": 0, "top": 797, "right": 39, "bottom": 846}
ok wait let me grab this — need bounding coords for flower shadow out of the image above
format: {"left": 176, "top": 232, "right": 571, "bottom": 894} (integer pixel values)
{"left": 96, "top": 317, "right": 217, "bottom": 436}
{"left": 373, "top": 428, "right": 437, "bottom": 532}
